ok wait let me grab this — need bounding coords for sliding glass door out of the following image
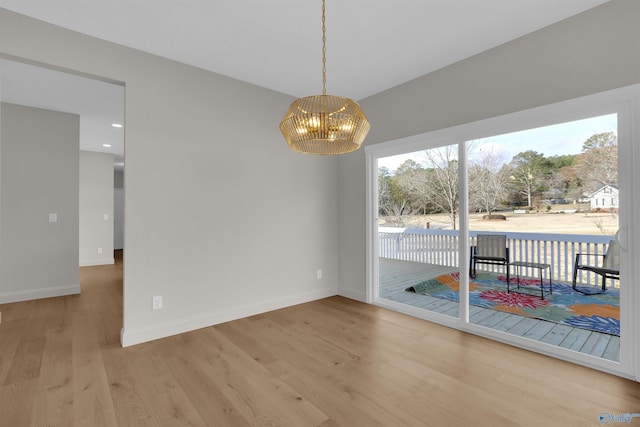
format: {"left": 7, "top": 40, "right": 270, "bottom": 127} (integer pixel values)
{"left": 465, "top": 114, "right": 622, "bottom": 362}
{"left": 366, "top": 85, "right": 639, "bottom": 379}
{"left": 376, "top": 145, "right": 460, "bottom": 320}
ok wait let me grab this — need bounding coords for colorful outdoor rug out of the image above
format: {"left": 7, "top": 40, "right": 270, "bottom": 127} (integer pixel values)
{"left": 406, "top": 272, "right": 620, "bottom": 336}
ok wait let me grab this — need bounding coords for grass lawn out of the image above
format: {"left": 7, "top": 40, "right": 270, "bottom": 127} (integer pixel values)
{"left": 382, "top": 205, "right": 619, "bottom": 235}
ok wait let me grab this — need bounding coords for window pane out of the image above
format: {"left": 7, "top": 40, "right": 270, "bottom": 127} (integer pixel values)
{"left": 377, "top": 145, "right": 460, "bottom": 319}
{"left": 466, "top": 114, "right": 620, "bottom": 362}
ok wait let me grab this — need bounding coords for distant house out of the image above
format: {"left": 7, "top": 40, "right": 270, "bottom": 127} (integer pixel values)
{"left": 589, "top": 185, "right": 619, "bottom": 212}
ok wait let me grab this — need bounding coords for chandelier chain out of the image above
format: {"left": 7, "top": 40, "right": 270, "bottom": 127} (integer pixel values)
{"left": 322, "top": 0, "right": 326, "bottom": 96}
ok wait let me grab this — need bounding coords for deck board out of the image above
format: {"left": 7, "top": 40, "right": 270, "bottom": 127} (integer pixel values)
{"left": 602, "top": 336, "right": 621, "bottom": 361}
{"left": 560, "top": 328, "right": 592, "bottom": 352}
{"left": 504, "top": 317, "right": 540, "bottom": 337}
{"left": 491, "top": 313, "right": 527, "bottom": 333}
{"left": 581, "top": 333, "right": 611, "bottom": 358}
{"left": 378, "top": 258, "right": 620, "bottom": 362}
{"left": 539, "top": 323, "right": 574, "bottom": 346}
{"left": 523, "top": 320, "right": 556, "bottom": 341}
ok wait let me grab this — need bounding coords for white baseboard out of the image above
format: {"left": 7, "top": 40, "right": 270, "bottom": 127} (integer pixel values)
{"left": 121, "top": 286, "right": 339, "bottom": 347}
{"left": 79, "top": 257, "right": 115, "bottom": 267}
{"left": 0, "top": 283, "right": 81, "bottom": 304}
{"left": 338, "top": 286, "right": 366, "bottom": 302}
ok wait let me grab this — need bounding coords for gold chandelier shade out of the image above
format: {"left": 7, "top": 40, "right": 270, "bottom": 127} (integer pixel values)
{"left": 280, "top": 95, "right": 370, "bottom": 155}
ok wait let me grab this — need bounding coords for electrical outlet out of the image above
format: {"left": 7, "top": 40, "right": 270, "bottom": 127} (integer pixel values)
{"left": 97, "top": 247, "right": 103, "bottom": 254}
{"left": 316, "top": 269, "right": 323, "bottom": 280}
{"left": 152, "top": 295, "right": 163, "bottom": 310}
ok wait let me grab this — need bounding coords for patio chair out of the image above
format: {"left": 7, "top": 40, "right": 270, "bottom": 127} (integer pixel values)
{"left": 572, "top": 239, "right": 619, "bottom": 295}
{"left": 470, "top": 234, "right": 509, "bottom": 284}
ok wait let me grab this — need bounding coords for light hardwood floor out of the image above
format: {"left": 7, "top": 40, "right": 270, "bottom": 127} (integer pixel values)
{"left": 1, "top": 252, "right": 639, "bottom": 426}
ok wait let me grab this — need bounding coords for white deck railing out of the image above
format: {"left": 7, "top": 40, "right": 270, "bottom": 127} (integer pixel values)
{"left": 378, "top": 227, "right": 614, "bottom": 285}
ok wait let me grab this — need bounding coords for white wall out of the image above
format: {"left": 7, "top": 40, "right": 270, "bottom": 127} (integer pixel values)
{"left": 337, "top": 0, "right": 640, "bottom": 302}
{"left": 1, "top": 8, "right": 340, "bottom": 345}
{"left": 0, "top": 103, "right": 80, "bottom": 303}
{"left": 79, "top": 150, "right": 114, "bottom": 266}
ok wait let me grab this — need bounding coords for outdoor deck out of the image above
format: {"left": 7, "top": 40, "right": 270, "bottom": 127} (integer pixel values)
{"left": 378, "top": 258, "right": 620, "bottom": 362}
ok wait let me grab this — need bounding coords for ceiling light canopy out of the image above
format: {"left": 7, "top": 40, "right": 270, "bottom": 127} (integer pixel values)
{"left": 279, "top": 0, "right": 370, "bottom": 155}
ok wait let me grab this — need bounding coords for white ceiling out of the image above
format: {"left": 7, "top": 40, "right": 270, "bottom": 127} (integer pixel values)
{"left": 0, "top": 0, "right": 610, "bottom": 165}
{"left": 0, "top": 59, "right": 125, "bottom": 166}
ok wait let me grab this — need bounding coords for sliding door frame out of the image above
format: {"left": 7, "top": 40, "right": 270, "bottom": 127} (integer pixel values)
{"left": 365, "top": 84, "right": 640, "bottom": 381}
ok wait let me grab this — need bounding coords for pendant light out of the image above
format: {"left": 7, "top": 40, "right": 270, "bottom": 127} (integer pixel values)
{"left": 279, "top": 0, "right": 370, "bottom": 155}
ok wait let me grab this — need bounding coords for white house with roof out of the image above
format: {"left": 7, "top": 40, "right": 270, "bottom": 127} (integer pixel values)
{"left": 589, "top": 184, "right": 619, "bottom": 212}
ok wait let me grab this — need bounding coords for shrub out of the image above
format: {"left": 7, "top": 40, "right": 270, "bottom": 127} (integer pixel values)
{"left": 482, "top": 214, "right": 507, "bottom": 221}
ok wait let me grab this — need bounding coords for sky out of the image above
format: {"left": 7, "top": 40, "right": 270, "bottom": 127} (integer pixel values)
{"left": 379, "top": 113, "right": 617, "bottom": 173}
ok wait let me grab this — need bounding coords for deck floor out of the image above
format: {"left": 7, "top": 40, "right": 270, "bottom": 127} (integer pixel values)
{"left": 378, "top": 258, "right": 620, "bottom": 362}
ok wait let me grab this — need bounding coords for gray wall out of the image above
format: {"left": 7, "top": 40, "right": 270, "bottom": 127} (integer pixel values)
{"left": 337, "top": 0, "right": 640, "bottom": 301}
{"left": 0, "top": 103, "right": 80, "bottom": 303}
{"left": 79, "top": 151, "right": 114, "bottom": 266}
{"left": 114, "top": 170, "right": 124, "bottom": 189}
{"left": 1, "top": 7, "right": 339, "bottom": 345}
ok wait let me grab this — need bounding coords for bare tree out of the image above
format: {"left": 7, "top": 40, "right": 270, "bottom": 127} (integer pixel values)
{"left": 592, "top": 211, "right": 618, "bottom": 235}
{"left": 394, "top": 166, "right": 432, "bottom": 214}
{"left": 422, "top": 145, "right": 459, "bottom": 229}
{"left": 378, "top": 166, "right": 416, "bottom": 226}
{"left": 378, "top": 167, "right": 393, "bottom": 215}
{"left": 574, "top": 132, "right": 618, "bottom": 194}
{"left": 468, "top": 147, "right": 509, "bottom": 215}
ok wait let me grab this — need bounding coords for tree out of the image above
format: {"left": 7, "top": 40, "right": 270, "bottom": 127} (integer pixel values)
{"left": 468, "top": 147, "right": 509, "bottom": 215}
{"left": 506, "top": 150, "right": 552, "bottom": 207}
{"left": 574, "top": 132, "right": 618, "bottom": 194}
{"left": 394, "top": 161, "right": 433, "bottom": 215}
{"left": 395, "top": 159, "right": 422, "bottom": 175}
{"left": 582, "top": 131, "right": 617, "bottom": 151}
{"left": 377, "top": 165, "right": 416, "bottom": 225}
{"left": 422, "top": 146, "right": 459, "bottom": 229}
{"left": 378, "top": 166, "right": 393, "bottom": 216}
{"left": 545, "top": 154, "right": 576, "bottom": 197}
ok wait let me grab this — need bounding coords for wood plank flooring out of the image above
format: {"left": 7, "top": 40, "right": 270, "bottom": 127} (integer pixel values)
{"left": 378, "top": 258, "right": 621, "bottom": 361}
{"left": 1, "top": 252, "right": 638, "bottom": 426}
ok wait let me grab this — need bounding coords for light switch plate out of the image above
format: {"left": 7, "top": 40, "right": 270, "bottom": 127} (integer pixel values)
{"left": 48, "top": 213, "right": 57, "bottom": 223}
{"left": 152, "top": 296, "right": 163, "bottom": 310}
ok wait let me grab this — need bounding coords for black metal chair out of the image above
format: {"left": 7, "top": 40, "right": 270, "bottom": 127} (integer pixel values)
{"left": 572, "top": 239, "right": 619, "bottom": 295}
{"left": 470, "top": 234, "right": 509, "bottom": 285}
